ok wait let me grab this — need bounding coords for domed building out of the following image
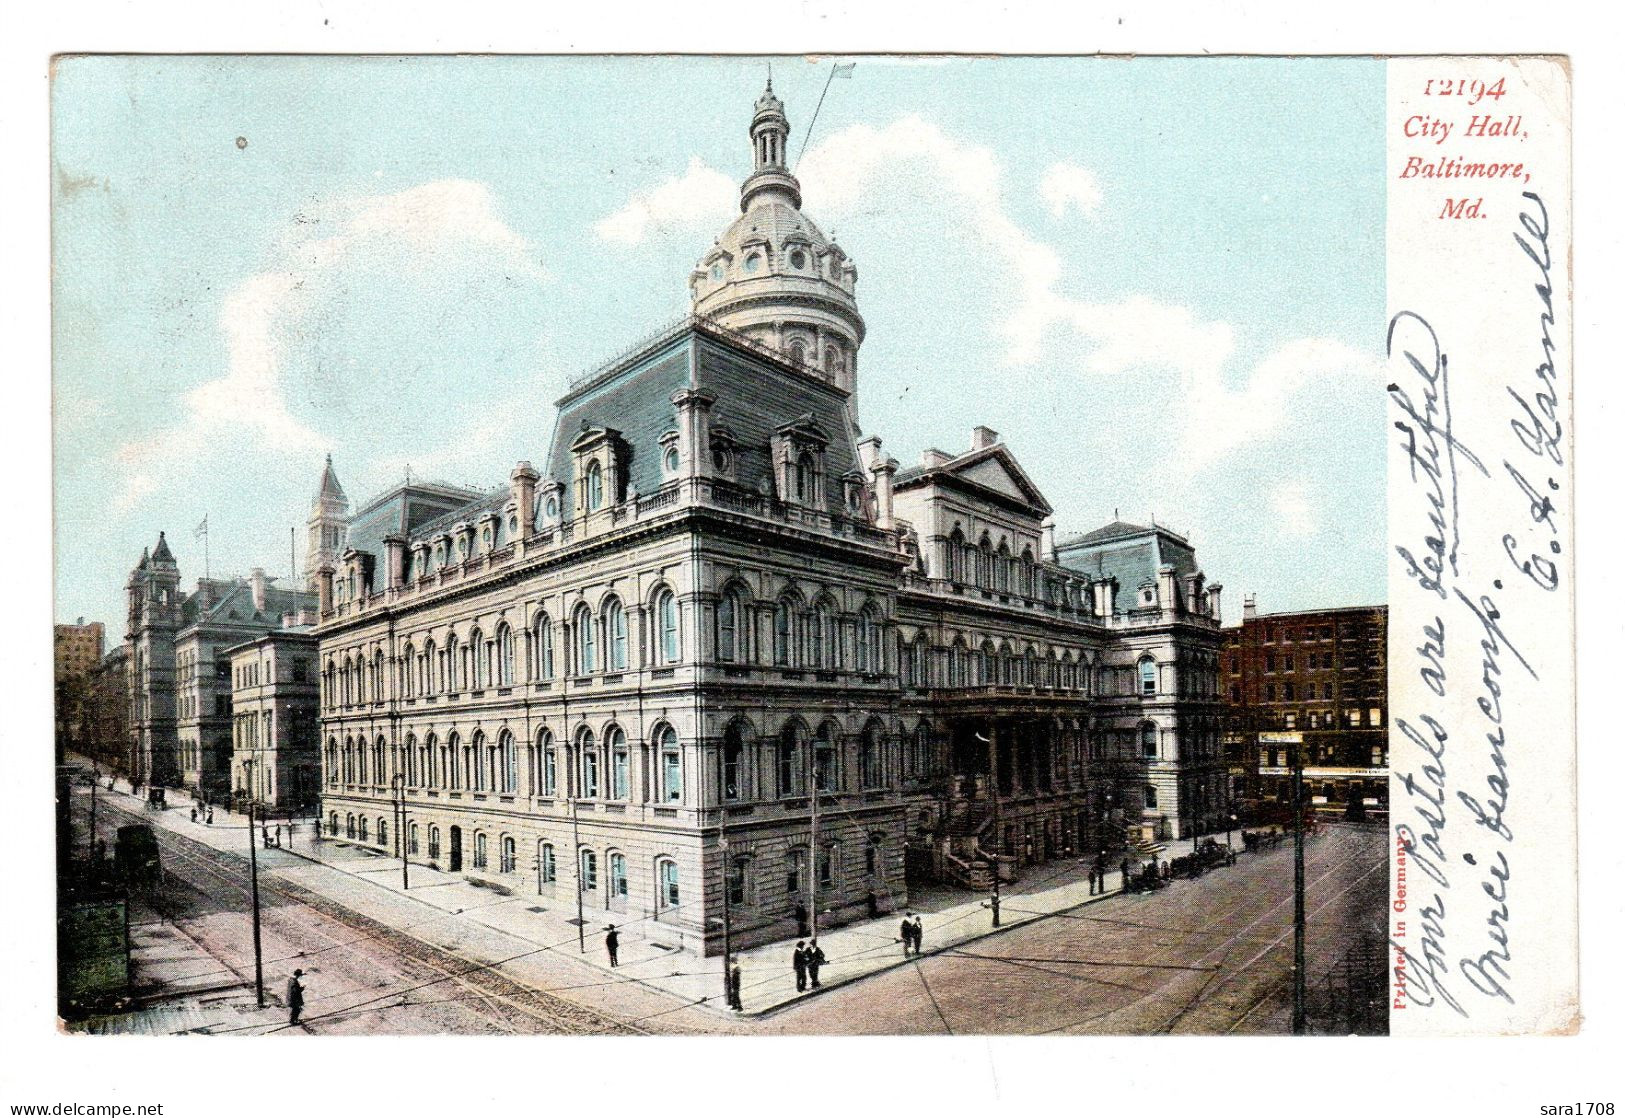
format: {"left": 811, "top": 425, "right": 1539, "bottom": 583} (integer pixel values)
{"left": 690, "top": 81, "right": 864, "bottom": 419}
{"left": 306, "top": 81, "right": 1227, "bottom": 959}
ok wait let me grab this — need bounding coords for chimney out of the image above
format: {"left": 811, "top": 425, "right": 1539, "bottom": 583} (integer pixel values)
{"left": 870, "top": 455, "right": 898, "bottom": 529}
{"left": 383, "top": 535, "right": 406, "bottom": 589}
{"left": 920, "top": 448, "right": 953, "bottom": 469}
{"left": 510, "top": 461, "right": 539, "bottom": 536}
{"left": 1094, "top": 577, "right": 1117, "bottom": 617}
{"left": 250, "top": 568, "right": 267, "bottom": 613}
{"left": 1208, "top": 582, "right": 1224, "bottom": 623}
{"left": 1040, "top": 517, "right": 1057, "bottom": 562}
{"left": 971, "top": 425, "right": 999, "bottom": 451}
{"left": 1242, "top": 593, "right": 1258, "bottom": 621}
{"left": 1181, "top": 572, "right": 1204, "bottom": 616}
{"left": 1157, "top": 565, "right": 1177, "bottom": 611}
{"left": 317, "top": 565, "right": 335, "bottom": 615}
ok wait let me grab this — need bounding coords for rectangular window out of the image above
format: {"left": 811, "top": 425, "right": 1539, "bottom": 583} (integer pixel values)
{"left": 786, "top": 849, "right": 805, "bottom": 896}
{"left": 728, "top": 859, "right": 746, "bottom": 906}
{"left": 1369, "top": 706, "right": 1383, "bottom": 728}
{"left": 819, "top": 845, "right": 836, "bottom": 888}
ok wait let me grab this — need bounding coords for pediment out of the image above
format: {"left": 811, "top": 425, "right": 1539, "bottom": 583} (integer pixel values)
{"left": 952, "top": 448, "right": 1051, "bottom": 512}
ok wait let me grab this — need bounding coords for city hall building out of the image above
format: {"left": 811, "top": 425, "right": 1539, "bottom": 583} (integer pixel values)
{"left": 315, "top": 83, "right": 1227, "bottom": 955}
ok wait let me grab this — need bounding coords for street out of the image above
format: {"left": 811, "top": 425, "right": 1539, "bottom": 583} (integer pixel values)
{"left": 77, "top": 778, "right": 1385, "bottom": 1036}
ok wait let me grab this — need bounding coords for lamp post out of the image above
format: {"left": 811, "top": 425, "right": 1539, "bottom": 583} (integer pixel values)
{"left": 241, "top": 757, "right": 266, "bottom": 1008}
{"left": 392, "top": 773, "right": 409, "bottom": 890}
{"left": 571, "top": 795, "right": 584, "bottom": 953}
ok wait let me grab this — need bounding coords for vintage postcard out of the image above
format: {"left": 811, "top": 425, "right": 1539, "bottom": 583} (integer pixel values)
{"left": 41, "top": 52, "right": 1574, "bottom": 1058}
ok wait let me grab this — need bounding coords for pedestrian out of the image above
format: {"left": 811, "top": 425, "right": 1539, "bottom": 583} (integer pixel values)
{"left": 262, "top": 824, "right": 271, "bottom": 848}
{"left": 206, "top": 807, "right": 214, "bottom": 825}
{"left": 794, "top": 901, "right": 810, "bottom": 938}
{"left": 286, "top": 968, "right": 305, "bottom": 1026}
{"left": 605, "top": 924, "right": 620, "bottom": 967}
{"left": 900, "top": 913, "right": 915, "bottom": 956}
{"left": 792, "top": 940, "right": 809, "bottom": 992}
{"left": 727, "top": 957, "right": 743, "bottom": 1011}
{"left": 1119, "top": 857, "right": 1130, "bottom": 890}
{"left": 190, "top": 807, "right": 197, "bottom": 824}
{"left": 806, "top": 938, "right": 826, "bottom": 989}
{"left": 1161, "top": 859, "right": 1171, "bottom": 880}
{"left": 910, "top": 914, "right": 924, "bottom": 955}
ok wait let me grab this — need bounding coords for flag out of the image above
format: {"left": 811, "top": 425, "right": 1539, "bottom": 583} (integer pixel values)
{"left": 832, "top": 62, "right": 855, "bottom": 79}
{"left": 195, "top": 515, "right": 208, "bottom": 539}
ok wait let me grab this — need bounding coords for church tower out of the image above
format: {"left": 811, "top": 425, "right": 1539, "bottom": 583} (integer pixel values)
{"left": 305, "top": 454, "right": 350, "bottom": 591}
{"left": 125, "top": 532, "right": 182, "bottom": 786}
{"left": 690, "top": 80, "right": 866, "bottom": 422}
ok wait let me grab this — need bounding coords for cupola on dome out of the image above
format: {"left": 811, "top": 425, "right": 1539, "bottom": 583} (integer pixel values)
{"left": 690, "top": 79, "right": 866, "bottom": 418}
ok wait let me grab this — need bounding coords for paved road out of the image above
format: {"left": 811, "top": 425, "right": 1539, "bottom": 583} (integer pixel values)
{"left": 755, "top": 823, "right": 1388, "bottom": 1035}
{"left": 92, "top": 797, "right": 648, "bottom": 1035}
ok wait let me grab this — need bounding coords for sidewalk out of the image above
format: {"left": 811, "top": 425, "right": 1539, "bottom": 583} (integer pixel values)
{"left": 96, "top": 776, "right": 1219, "bottom": 1020}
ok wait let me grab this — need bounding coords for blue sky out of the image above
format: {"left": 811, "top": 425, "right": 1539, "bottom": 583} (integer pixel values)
{"left": 52, "top": 55, "right": 1385, "bottom": 631}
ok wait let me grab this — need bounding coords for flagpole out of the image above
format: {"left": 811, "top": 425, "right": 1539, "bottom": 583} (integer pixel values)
{"left": 795, "top": 62, "right": 853, "bottom": 171}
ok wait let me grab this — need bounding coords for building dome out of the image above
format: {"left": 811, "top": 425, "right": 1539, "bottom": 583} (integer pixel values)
{"left": 691, "top": 80, "right": 865, "bottom": 411}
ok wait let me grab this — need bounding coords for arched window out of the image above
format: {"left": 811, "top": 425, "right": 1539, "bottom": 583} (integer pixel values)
{"left": 329, "top": 811, "right": 339, "bottom": 836}
{"left": 1139, "top": 656, "right": 1157, "bottom": 696}
{"left": 717, "top": 589, "right": 740, "bottom": 662}
{"left": 500, "top": 835, "right": 516, "bottom": 873}
{"left": 470, "top": 730, "right": 487, "bottom": 791}
{"left": 656, "top": 589, "right": 680, "bottom": 664}
{"left": 1140, "top": 721, "right": 1158, "bottom": 759}
{"left": 580, "top": 848, "right": 599, "bottom": 891}
{"left": 978, "top": 536, "right": 994, "bottom": 587}
{"left": 810, "top": 600, "right": 831, "bottom": 668}
{"left": 996, "top": 541, "right": 1011, "bottom": 593}
{"left": 722, "top": 721, "right": 745, "bottom": 801}
{"left": 445, "top": 632, "right": 459, "bottom": 692}
{"left": 657, "top": 724, "right": 681, "bottom": 803}
{"left": 814, "top": 723, "right": 838, "bottom": 793}
{"left": 778, "top": 723, "right": 804, "bottom": 798}
{"left": 401, "top": 642, "right": 415, "bottom": 698}
{"left": 473, "top": 831, "right": 488, "bottom": 870}
{"left": 377, "top": 817, "right": 388, "bottom": 847}
{"left": 573, "top": 603, "right": 596, "bottom": 675}
{"left": 773, "top": 599, "right": 793, "bottom": 666}
{"left": 424, "top": 733, "right": 439, "bottom": 789}
{"left": 428, "top": 826, "right": 441, "bottom": 860}
{"left": 499, "top": 730, "right": 517, "bottom": 794}
{"left": 469, "top": 628, "right": 486, "bottom": 689}
{"left": 659, "top": 859, "right": 680, "bottom": 908}
{"left": 357, "top": 816, "right": 367, "bottom": 841}
{"left": 586, "top": 460, "right": 604, "bottom": 511}
{"left": 856, "top": 606, "right": 879, "bottom": 674}
{"left": 408, "top": 822, "right": 419, "bottom": 855}
{"left": 608, "top": 725, "right": 629, "bottom": 800}
{"left": 788, "top": 339, "right": 806, "bottom": 364}
{"left": 609, "top": 852, "right": 629, "bottom": 898}
{"left": 496, "top": 623, "right": 514, "bottom": 686}
{"left": 795, "top": 452, "right": 816, "bottom": 502}
{"left": 533, "top": 613, "right": 555, "bottom": 681}
{"left": 539, "top": 842, "right": 556, "bottom": 884}
{"left": 604, "top": 598, "right": 627, "bottom": 671}
{"left": 859, "top": 723, "right": 882, "bottom": 789}
{"left": 447, "top": 731, "right": 462, "bottom": 789}
{"left": 422, "top": 639, "right": 436, "bottom": 694}
{"left": 577, "top": 726, "right": 599, "bottom": 798}
{"left": 538, "top": 729, "right": 557, "bottom": 797}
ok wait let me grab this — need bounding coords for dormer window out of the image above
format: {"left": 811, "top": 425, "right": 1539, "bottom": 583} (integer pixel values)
{"left": 586, "top": 461, "right": 604, "bottom": 510}
{"left": 789, "top": 339, "right": 806, "bottom": 364}
{"left": 663, "top": 445, "right": 679, "bottom": 473}
{"left": 710, "top": 263, "right": 724, "bottom": 281}
{"left": 790, "top": 248, "right": 806, "bottom": 269}
{"left": 545, "top": 495, "right": 559, "bottom": 520}
{"left": 744, "top": 253, "right": 762, "bottom": 274}
{"left": 795, "top": 452, "right": 816, "bottom": 502}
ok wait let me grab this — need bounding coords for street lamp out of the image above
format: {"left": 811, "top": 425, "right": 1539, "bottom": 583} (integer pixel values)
{"left": 241, "top": 756, "right": 266, "bottom": 1008}
{"left": 392, "top": 773, "right": 409, "bottom": 890}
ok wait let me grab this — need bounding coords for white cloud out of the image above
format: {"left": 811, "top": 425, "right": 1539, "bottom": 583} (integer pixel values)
{"left": 1269, "top": 480, "right": 1320, "bottom": 540}
{"left": 1039, "top": 162, "right": 1103, "bottom": 219}
{"left": 593, "top": 157, "right": 735, "bottom": 246}
{"left": 112, "top": 180, "right": 541, "bottom": 511}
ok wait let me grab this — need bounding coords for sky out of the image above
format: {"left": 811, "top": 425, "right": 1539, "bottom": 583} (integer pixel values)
{"left": 52, "top": 55, "right": 1385, "bottom": 634}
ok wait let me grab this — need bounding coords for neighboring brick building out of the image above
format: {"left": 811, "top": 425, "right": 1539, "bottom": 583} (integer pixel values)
{"left": 54, "top": 619, "right": 106, "bottom": 760}
{"left": 1220, "top": 598, "right": 1387, "bottom": 819}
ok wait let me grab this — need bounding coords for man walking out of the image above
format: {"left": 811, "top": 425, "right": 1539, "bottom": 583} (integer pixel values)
{"left": 806, "top": 938, "right": 826, "bottom": 989}
{"left": 910, "top": 914, "right": 924, "bottom": 955}
{"left": 727, "top": 957, "right": 743, "bottom": 1011}
{"left": 900, "top": 912, "right": 915, "bottom": 956}
{"left": 605, "top": 924, "right": 620, "bottom": 967}
{"left": 286, "top": 968, "right": 306, "bottom": 1026}
{"left": 792, "top": 940, "right": 809, "bottom": 992}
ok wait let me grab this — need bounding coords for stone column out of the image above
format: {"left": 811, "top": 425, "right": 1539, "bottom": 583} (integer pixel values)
{"left": 317, "top": 565, "right": 335, "bottom": 615}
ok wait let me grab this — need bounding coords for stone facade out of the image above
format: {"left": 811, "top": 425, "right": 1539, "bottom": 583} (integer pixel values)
{"left": 225, "top": 626, "right": 321, "bottom": 812}
{"left": 315, "top": 84, "right": 1226, "bottom": 956}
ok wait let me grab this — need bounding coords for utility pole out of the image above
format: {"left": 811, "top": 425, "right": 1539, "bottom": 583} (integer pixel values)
{"left": 808, "top": 745, "right": 820, "bottom": 939}
{"left": 1291, "top": 741, "right": 1307, "bottom": 1035}
{"left": 393, "top": 774, "right": 409, "bottom": 890}
{"left": 977, "top": 728, "right": 1002, "bottom": 927}
{"left": 88, "top": 771, "right": 99, "bottom": 863}
{"left": 244, "top": 758, "right": 266, "bottom": 1008}
{"left": 719, "top": 814, "right": 733, "bottom": 1006}
{"left": 571, "top": 795, "right": 585, "bottom": 953}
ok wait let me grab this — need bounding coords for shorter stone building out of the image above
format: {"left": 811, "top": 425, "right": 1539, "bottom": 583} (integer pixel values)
{"left": 224, "top": 622, "right": 320, "bottom": 813}
{"left": 1221, "top": 598, "right": 1388, "bottom": 820}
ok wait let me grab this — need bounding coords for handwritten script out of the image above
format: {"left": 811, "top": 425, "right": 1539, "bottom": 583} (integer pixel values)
{"left": 1387, "top": 191, "right": 1563, "bottom": 1018}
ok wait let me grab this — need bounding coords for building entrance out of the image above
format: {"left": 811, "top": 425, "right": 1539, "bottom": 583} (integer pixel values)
{"left": 449, "top": 825, "right": 463, "bottom": 872}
